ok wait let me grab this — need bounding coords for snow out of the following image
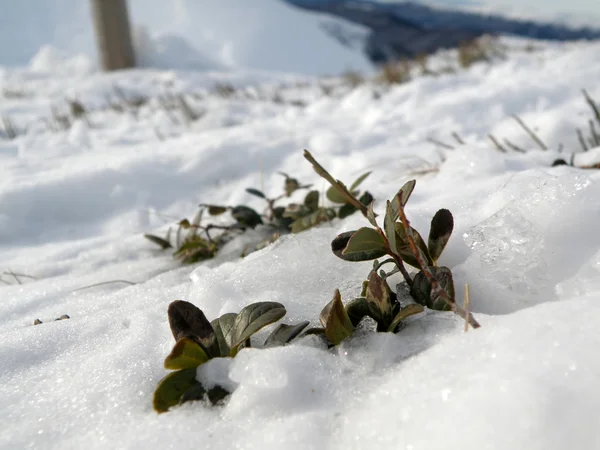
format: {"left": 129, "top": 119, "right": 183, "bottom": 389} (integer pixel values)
{"left": 2, "top": 33, "right": 600, "bottom": 449}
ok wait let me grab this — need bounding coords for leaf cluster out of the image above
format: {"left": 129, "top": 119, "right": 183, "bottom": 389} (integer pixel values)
{"left": 146, "top": 169, "right": 372, "bottom": 264}
{"left": 153, "top": 300, "right": 309, "bottom": 412}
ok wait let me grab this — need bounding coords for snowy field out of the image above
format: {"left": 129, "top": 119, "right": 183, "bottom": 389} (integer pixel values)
{"left": 2, "top": 36, "right": 600, "bottom": 449}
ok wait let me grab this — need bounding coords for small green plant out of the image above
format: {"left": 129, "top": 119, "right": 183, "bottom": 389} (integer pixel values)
{"left": 153, "top": 300, "right": 309, "bottom": 412}
{"left": 304, "top": 150, "right": 480, "bottom": 346}
{"left": 145, "top": 170, "right": 373, "bottom": 263}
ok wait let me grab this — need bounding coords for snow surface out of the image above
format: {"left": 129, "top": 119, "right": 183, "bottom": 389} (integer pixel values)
{"left": 0, "top": 0, "right": 372, "bottom": 75}
{"left": 2, "top": 37, "right": 600, "bottom": 449}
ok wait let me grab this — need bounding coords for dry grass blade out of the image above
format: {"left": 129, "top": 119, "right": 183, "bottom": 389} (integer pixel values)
{"left": 427, "top": 137, "right": 454, "bottom": 150}
{"left": 512, "top": 115, "right": 548, "bottom": 150}
{"left": 397, "top": 205, "right": 481, "bottom": 329}
{"left": 488, "top": 134, "right": 507, "bottom": 153}
{"left": 583, "top": 89, "right": 600, "bottom": 125}
{"left": 577, "top": 128, "right": 589, "bottom": 152}
{"left": 72, "top": 280, "right": 137, "bottom": 292}
{"left": 463, "top": 283, "right": 471, "bottom": 332}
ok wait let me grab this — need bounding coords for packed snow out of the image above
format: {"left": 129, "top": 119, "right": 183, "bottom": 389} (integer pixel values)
{"left": 1, "top": 34, "right": 600, "bottom": 449}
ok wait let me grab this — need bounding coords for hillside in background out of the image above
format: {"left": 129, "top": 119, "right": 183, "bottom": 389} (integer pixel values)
{"left": 286, "top": 0, "right": 600, "bottom": 62}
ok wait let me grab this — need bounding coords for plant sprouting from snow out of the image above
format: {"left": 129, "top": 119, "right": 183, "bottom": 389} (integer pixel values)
{"left": 303, "top": 150, "right": 480, "bottom": 346}
{"left": 153, "top": 299, "right": 309, "bottom": 412}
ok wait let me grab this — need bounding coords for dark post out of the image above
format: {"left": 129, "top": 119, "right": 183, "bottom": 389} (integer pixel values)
{"left": 90, "top": 0, "right": 136, "bottom": 71}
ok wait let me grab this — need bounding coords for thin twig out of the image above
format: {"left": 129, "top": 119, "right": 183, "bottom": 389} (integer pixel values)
{"left": 512, "top": 115, "right": 548, "bottom": 150}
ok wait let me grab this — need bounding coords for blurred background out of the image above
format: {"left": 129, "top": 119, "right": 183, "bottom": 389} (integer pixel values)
{"left": 0, "top": 0, "right": 599, "bottom": 76}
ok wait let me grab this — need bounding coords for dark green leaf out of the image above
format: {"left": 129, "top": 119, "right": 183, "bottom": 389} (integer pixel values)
{"left": 207, "top": 205, "right": 228, "bottom": 216}
{"left": 331, "top": 230, "right": 387, "bottom": 262}
{"left": 290, "top": 208, "right": 335, "bottom": 233}
{"left": 394, "top": 223, "right": 432, "bottom": 269}
{"left": 319, "top": 289, "right": 354, "bottom": 345}
{"left": 210, "top": 313, "right": 237, "bottom": 357}
{"left": 410, "top": 266, "right": 455, "bottom": 310}
{"left": 178, "top": 382, "right": 207, "bottom": 405}
{"left": 164, "top": 338, "right": 210, "bottom": 370}
{"left": 168, "top": 300, "right": 216, "bottom": 352}
{"left": 350, "top": 171, "right": 371, "bottom": 191}
{"left": 229, "top": 302, "right": 287, "bottom": 350}
{"left": 342, "top": 227, "right": 388, "bottom": 261}
{"left": 173, "top": 236, "right": 217, "bottom": 264}
{"left": 264, "top": 321, "right": 310, "bottom": 347}
{"left": 345, "top": 297, "right": 370, "bottom": 327}
{"left": 144, "top": 234, "right": 172, "bottom": 249}
{"left": 428, "top": 209, "right": 454, "bottom": 263}
{"left": 389, "top": 180, "right": 417, "bottom": 223}
{"left": 366, "top": 272, "right": 394, "bottom": 327}
{"left": 246, "top": 188, "right": 266, "bottom": 199}
{"left": 179, "top": 219, "right": 191, "bottom": 229}
{"left": 388, "top": 304, "right": 425, "bottom": 332}
{"left": 304, "top": 190, "right": 320, "bottom": 211}
{"left": 231, "top": 205, "right": 263, "bottom": 228}
{"left": 359, "top": 191, "right": 374, "bottom": 206}
{"left": 153, "top": 368, "right": 199, "bottom": 413}
{"left": 337, "top": 203, "right": 357, "bottom": 219}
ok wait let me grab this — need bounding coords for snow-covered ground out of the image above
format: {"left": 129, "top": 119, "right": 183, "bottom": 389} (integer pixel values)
{"left": 2, "top": 36, "right": 600, "bottom": 449}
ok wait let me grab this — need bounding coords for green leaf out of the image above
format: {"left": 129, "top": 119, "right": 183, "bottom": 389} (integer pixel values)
{"left": 410, "top": 266, "right": 455, "bottom": 310}
{"left": 394, "top": 223, "right": 432, "bottom": 269}
{"left": 337, "top": 203, "right": 357, "bottom": 219}
{"left": 350, "top": 171, "right": 372, "bottom": 191}
{"left": 384, "top": 200, "right": 397, "bottom": 254}
{"left": 388, "top": 304, "right": 425, "bottom": 332}
{"left": 365, "top": 271, "right": 394, "bottom": 327}
{"left": 231, "top": 205, "right": 263, "bottom": 228}
{"left": 428, "top": 209, "right": 454, "bottom": 263}
{"left": 264, "top": 321, "right": 310, "bottom": 347}
{"left": 153, "top": 368, "right": 199, "bottom": 413}
{"left": 290, "top": 208, "right": 336, "bottom": 233}
{"left": 389, "top": 180, "right": 417, "bottom": 222}
{"left": 284, "top": 177, "right": 300, "bottom": 197}
{"left": 345, "top": 297, "right": 370, "bottom": 327}
{"left": 304, "top": 190, "right": 320, "bottom": 211}
{"left": 341, "top": 227, "right": 388, "bottom": 261}
{"left": 207, "top": 205, "right": 228, "bottom": 216}
{"left": 246, "top": 188, "right": 266, "bottom": 199}
{"left": 319, "top": 289, "right": 354, "bottom": 345}
{"left": 331, "top": 230, "right": 387, "bottom": 262}
{"left": 167, "top": 300, "right": 216, "bottom": 353}
{"left": 210, "top": 313, "right": 237, "bottom": 357}
{"left": 144, "top": 234, "right": 172, "bottom": 249}
{"left": 229, "top": 302, "right": 287, "bottom": 350}
{"left": 326, "top": 185, "right": 348, "bottom": 204}
{"left": 164, "top": 337, "right": 210, "bottom": 370}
